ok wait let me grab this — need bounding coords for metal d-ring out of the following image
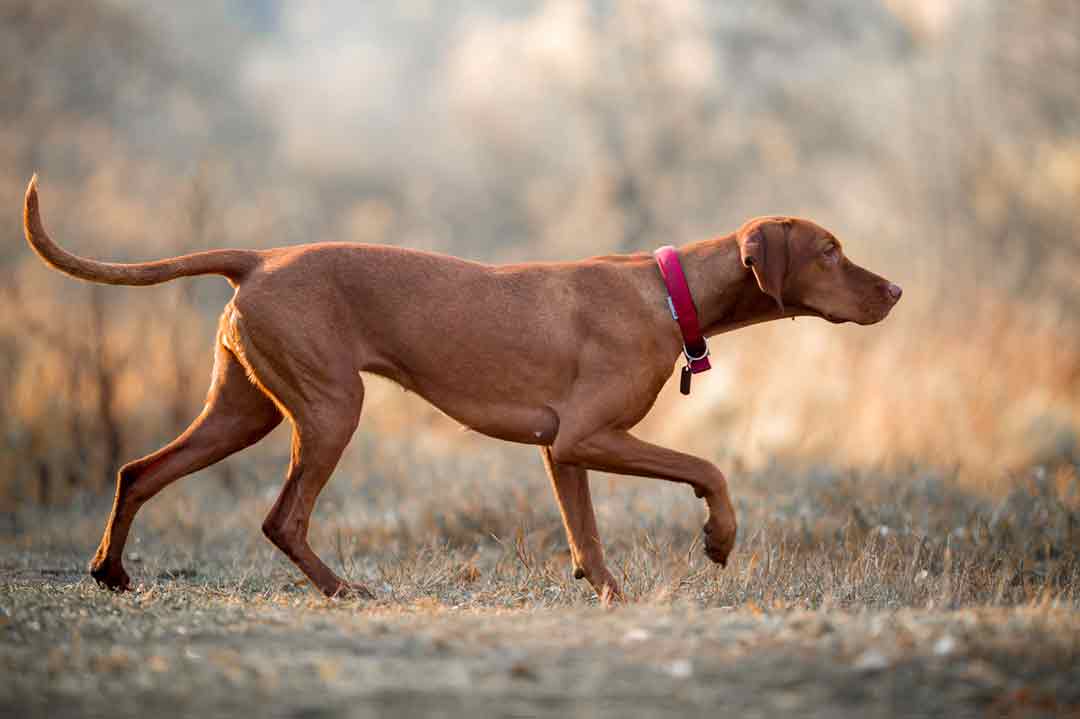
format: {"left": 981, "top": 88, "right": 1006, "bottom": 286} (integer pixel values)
{"left": 683, "top": 342, "right": 709, "bottom": 363}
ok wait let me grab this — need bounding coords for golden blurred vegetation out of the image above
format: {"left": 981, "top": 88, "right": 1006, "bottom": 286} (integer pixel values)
{"left": 1, "top": 0, "right": 1078, "bottom": 511}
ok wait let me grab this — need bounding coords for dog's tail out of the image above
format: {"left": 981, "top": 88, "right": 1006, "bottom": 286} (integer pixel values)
{"left": 23, "top": 174, "right": 259, "bottom": 287}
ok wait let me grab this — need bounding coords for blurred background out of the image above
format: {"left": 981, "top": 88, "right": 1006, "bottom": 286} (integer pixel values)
{"left": 1, "top": 0, "right": 1078, "bottom": 519}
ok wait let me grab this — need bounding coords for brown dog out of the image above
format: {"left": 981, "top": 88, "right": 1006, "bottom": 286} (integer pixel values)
{"left": 23, "top": 175, "right": 900, "bottom": 600}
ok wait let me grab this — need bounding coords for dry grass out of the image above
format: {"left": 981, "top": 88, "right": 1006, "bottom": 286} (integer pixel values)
{"left": 2, "top": 440, "right": 1079, "bottom": 717}
{"left": 6, "top": 433, "right": 1078, "bottom": 611}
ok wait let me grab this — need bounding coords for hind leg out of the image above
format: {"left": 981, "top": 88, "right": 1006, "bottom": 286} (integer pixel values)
{"left": 261, "top": 406, "right": 367, "bottom": 598}
{"left": 235, "top": 334, "right": 369, "bottom": 598}
{"left": 89, "top": 342, "right": 283, "bottom": 590}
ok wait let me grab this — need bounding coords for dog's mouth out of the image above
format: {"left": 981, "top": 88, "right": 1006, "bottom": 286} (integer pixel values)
{"left": 787, "top": 303, "right": 849, "bottom": 325}
{"left": 790, "top": 301, "right": 898, "bottom": 325}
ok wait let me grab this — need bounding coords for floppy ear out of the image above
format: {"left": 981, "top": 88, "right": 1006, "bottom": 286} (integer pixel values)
{"left": 737, "top": 220, "right": 789, "bottom": 313}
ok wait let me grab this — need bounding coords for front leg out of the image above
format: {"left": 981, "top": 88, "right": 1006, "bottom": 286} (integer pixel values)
{"left": 539, "top": 447, "right": 622, "bottom": 602}
{"left": 551, "top": 429, "right": 737, "bottom": 566}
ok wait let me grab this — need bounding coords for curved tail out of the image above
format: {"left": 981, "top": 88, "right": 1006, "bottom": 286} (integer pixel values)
{"left": 23, "top": 174, "right": 259, "bottom": 287}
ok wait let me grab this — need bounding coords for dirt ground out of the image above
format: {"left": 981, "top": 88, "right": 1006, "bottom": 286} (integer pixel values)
{"left": 1, "top": 568, "right": 1078, "bottom": 719}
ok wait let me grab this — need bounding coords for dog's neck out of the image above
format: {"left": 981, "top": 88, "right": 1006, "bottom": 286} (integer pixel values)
{"left": 678, "top": 234, "right": 782, "bottom": 337}
{"left": 630, "top": 234, "right": 785, "bottom": 368}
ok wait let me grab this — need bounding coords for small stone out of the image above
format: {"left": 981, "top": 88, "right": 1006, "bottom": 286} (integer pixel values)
{"left": 853, "top": 649, "right": 890, "bottom": 672}
{"left": 665, "top": 659, "right": 693, "bottom": 679}
{"left": 624, "top": 628, "right": 651, "bottom": 642}
{"left": 933, "top": 635, "right": 957, "bottom": 656}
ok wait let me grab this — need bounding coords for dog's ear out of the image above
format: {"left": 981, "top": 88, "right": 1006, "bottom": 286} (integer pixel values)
{"left": 737, "top": 219, "right": 790, "bottom": 313}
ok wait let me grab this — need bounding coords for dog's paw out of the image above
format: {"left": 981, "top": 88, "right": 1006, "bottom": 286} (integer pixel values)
{"left": 598, "top": 581, "right": 624, "bottom": 606}
{"left": 88, "top": 559, "right": 132, "bottom": 592}
{"left": 573, "top": 563, "right": 624, "bottom": 603}
{"left": 702, "top": 519, "right": 736, "bottom": 568}
{"left": 330, "top": 581, "right": 375, "bottom": 601}
{"left": 592, "top": 570, "right": 624, "bottom": 605}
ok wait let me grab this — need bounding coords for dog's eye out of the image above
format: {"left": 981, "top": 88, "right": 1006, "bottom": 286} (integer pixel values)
{"left": 823, "top": 244, "right": 839, "bottom": 262}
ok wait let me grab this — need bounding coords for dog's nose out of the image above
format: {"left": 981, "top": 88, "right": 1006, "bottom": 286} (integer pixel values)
{"left": 887, "top": 283, "right": 902, "bottom": 302}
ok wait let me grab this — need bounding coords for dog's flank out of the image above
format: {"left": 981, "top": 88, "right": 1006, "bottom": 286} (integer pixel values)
{"left": 22, "top": 175, "right": 900, "bottom": 602}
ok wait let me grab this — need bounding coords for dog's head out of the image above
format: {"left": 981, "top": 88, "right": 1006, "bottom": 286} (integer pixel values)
{"left": 736, "top": 216, "right": 901, "bottom": 325}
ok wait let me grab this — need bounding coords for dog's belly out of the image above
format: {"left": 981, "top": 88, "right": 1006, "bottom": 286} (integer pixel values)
{"left": 457, "top": 402, "right": 560, "bottom": 445}
{"left": 425, "top": 390, "right": 561, "bottom": 445}
{"left": 369, "top": 365, "right": 561, "bottom": 445}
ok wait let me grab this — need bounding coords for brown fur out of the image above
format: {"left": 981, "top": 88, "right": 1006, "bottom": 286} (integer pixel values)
{"left": 23, "top": 176, "right": 901, "bottom": 601}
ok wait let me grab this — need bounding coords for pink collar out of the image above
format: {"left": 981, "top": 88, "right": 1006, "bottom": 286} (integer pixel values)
{"left": 654, "top": 246, "right": 711, "bottom": 378}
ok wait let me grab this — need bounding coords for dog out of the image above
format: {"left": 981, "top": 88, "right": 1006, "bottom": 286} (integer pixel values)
{"left": 23, "top": 175, "right": 901, "bottom": 600}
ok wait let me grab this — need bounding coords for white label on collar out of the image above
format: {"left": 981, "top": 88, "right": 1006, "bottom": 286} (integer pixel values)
{"left": 666, "top": 296, "right": 679, "bottom": 321}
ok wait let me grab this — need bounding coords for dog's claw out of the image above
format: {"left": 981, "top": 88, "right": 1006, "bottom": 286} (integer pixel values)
{"left": 598, "top": 584, "right": 624, "bottom": 606}
{"left": 576, "top": 565, "right": 623, "bottom": 603}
